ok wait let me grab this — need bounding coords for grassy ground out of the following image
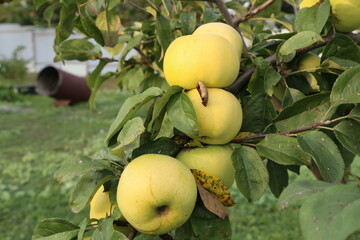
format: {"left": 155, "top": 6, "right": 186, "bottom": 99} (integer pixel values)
{"left": 0, "top": 87, "right": 302, "bottom": 240}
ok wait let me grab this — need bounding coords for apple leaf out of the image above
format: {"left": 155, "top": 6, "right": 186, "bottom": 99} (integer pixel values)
{"left": 232, "top": 146, "right": 269, "bottom": 202}
{"left": 119, "top": 34, "right": 143, "bottom": 69}
{"left": 54, "top": 156, "right": 114, "bottom": 183}
{"left": 348, "top": 105, "right": 360, "bottom": 122}
{"left": 180, "top": 11, "right": 197, "bottom": 35}
{"left": 191, "top": 169, "right": 235, "bottom": 207}
{"left": 256, "top": 135, "right": 311, "bottom": 166}
{"left": 334, "top": 120, "right": 360, "bottom": 155}
{"left": 196, "top": 183, "right": 230, "bottom": 219}
{"left": 116, "top": 117, "right": 145, "bottom": 148}
{"left": 278, "top": 31, "right": 323, "bottom": 62}
{"left": 70, "top": 170, "right": 116, "bottom": 213}
{"left": 294, "top": 0, "right": 330, "bottom": 34}
{"left": 282, "top": 87, "right": 305, "bottom": 108}
{"left": 95, "top": 10, "right": 121, "bottom": 47}
{"left": 247, "top": 58, "right": 282, "bottom": 96}
{"left": 299, "top": 184, "right": 360, "bottom": 240}
{"left": 32, "top": 218, "right": 79, "bottom": 239}
{"left": 166, "top": 92, "right": 199, "bottom": 136}
{"left": 106, "top": 87, "right": 164, "bottom": 146}
{"left": 241, "top": 94, "right": 277, "bottom": 134}
{"left": 54, "top": 4, "right": 76, "bottom": 46}
{"left": 75, "top": 13, "right": 104, "bottom": 46}
{"left": 149, "top": 85, "right": 183, "bottom": 129}
{"left": 297, "top": 131, "right": 345, "bottom": 183}
{"left": 56, "top": 38, "right": 102, "bottom": 62}
{"left": 322, "top": 34, "right": 360, "bottom": 64}
{"left": 156, "top": 13, "right": 174, "bottom": 54}
{"left": 330, "top": 65, "right": 360, "bottom": 105}
{"left": 190, "top": 206, "right": 232, "bottom": 240}
{"left": 267, "top": 160, "right": 288, "bottom": 198}
{"left": 134, "top": 234, "right": 162, "bottom": 240}
{"left": 273, "top": 93, "right": 333, "bottom": 132}
{"left": 131, "top": 137, "right": 180, "bottom": 160}
{"left": 77, "top": 218, "right": 89, "bottom": 240}
{"left": 92, "top": 217, "right": 115, "bottom": 240}
{"left": 277, "top": 180, "right": 332, "bottom": 210}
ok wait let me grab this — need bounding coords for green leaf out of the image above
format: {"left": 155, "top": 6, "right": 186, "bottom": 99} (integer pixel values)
{"left": 274, "top": 93, "right": 332, "bottom": 132}
{"left": 330, "top": 65, "right": 360, "bottom": 105}
{"left": 322, "top": 34, "right": 360, "bottom": 64}
{"left": 278, "top": 180, "right": 332, "bottom": 210}
{"left": 92, "top": 218, "right": 115, "bottom": 240}
{"left": 77, "top": 14, "right": 105, "bottom": 46}
{"left": 56, "top": 39, "right": 102, "bottom": 62}
{"left": 299, "top": 184, "right": 360, "bottom": 240}
{"left": 175, "top": 220, "right": 197, "bottom": 240}
{"left": 117, "top": 66, "right": 145, "bottom": 92}
{"left": 54, "top": 156, "right": 113, "bottom": 183}
{"left": 257, "top": 135, "right": 311, "bottom": 165}
{"left": 180, "top": 12, "right": 197, "bottom": 35}
{"left": 32, "top": 218, "right": 79, "bottom": 239}
{"left": 117, "top": 117, "right": 145, "bottom": 147}
{"left": 348, "top": 105, "right": 360, "bottom": 122}
{"left": 149, "top": 85, "right": 183, "bottom": 129}
{"left": 33, "top": 0, "right": 49, "bottom": 10}
{"left": 294, "top": 0, "right": 330, "bottom": 34}
{"left": 334, "top": 120, "right": 360, "bottom": 155}
{"left": 297, "top": 131, "right": 345, "bottom": 183}
{"left": 267, "top": 160, "right": 288, "bottom": 198}
{"left": 43, "top": 3, "right": 62, "bottom": 26}
{"left": 190, "top": 206, "right": 232, "bottom": 240}
{"left": 241, "top": 94, "right": 277, "bottom": 134}
{"left": 166, "top": 92, "right": 198, "bottom": 136}
{"left": 106, "top": 87, "right": 164, "bottom": 146}
{"left": 248, "top": 58, "right": 282, "bottom": 96}
{"left": 77, "top": 218, "right": 89, "bottom": 240}
{"left": 131, "top": 137, "right": 180, "bottom": 160}
{"left": 54, "top": 4, "right": 77, "bottom": 46}
{"left": 95, "top": 10, "right": 121, "bottom": 47}
{"left": 119, "top": 34, "right": 143, "bottom": 68}
{"left": 70, "top": 170, "right": 116, "bottom": 213}
{"left": 282, "top": 87, "right": 305, "bottom": 108}
{"left": 156, "top": 13, "right": 174, "bottom": 54}
{"left": 232, "top": 146, "right": 269, "bottom": 202}
{"left": 278, "top": 31, "right": 323, "bottom": 62}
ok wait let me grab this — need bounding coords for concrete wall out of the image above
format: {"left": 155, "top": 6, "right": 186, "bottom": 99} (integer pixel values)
{"left": 0, "top": 23, "right": 124, "bottom": 77}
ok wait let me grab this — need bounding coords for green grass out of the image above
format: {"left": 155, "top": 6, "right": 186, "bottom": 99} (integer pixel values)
{"left": 0, "top": 88, "right": 302, "bottom": 240}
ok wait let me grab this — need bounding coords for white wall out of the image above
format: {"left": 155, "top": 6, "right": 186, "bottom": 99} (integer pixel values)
{"left": 0, "top": 23, "right": 125, "bottom": 77}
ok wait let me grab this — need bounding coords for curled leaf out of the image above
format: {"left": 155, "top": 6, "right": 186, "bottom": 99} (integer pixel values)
{"left": 191, "top": 169, "right": 235, "bottom": 207}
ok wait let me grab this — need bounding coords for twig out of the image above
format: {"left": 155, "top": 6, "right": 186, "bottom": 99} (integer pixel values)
{"left": 233, "top": 0, "right": 276, "bottom": 26}
{"left": 231, "top": 120, "right": 332, "bottom": 144}
{"left": 212, "top": 0, "right": 234, "bottom": 27}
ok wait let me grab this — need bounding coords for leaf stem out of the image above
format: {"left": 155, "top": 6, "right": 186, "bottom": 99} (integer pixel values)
{"left": 233, "top": 0, "right": 276, "bottom": 26}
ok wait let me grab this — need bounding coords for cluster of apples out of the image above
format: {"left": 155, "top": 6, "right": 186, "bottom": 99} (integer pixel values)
{"left": 300, "top": 0, "right": 360, "bottom": 32}
{"left": 88, "top": 22, "right": 243, "bottom": 237}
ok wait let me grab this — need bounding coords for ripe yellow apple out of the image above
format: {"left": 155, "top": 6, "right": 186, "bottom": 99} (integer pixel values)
{"left": 163, "top": 34, "right": 239, "bottom": 89}
{"left": 329, "top": 0, "right": 360, "bottom": 32}
{"left": 186, "top": 88, "right": 243, "bottom": 145}
{"left": 176, "top": 145, "right": 235, "bottom": 188}
{"left": 299, "top": 0, "right": 320, "bottom": 9}
{"left": 90, "top": 186, "right": 131, "bottom": 236}
{"left": 193, "top": 22, "right": 243, "bottom": 60}
{"left": 116, "top": 154, "right": 197, "bottom": 235}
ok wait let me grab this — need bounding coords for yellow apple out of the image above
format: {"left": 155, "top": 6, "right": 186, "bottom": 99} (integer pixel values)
{"left": 329, "top": 0, "right": 360, "bottom": 32}
{"left": 163, "top": 34, "right": 239, "bottom": 89}
{"left": 299, "top": 0, "right": 320, "bottom": 9}
{"left": 116, "top": 154, "right": 197, "bottom": 235}
{"left": 186, "top": 88, "right": 243, "bottom": 145}
{"left": 90, "top": 186, "right": 131, "bottom": 236}
{"left": 176, "top": 145, "right": 235, "bottom": 188}
{"left": 298, "top": 52, "right": 321, "bottom": 72}
{"left": 193, "top": 22, "right": 243, "bottom": 60}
